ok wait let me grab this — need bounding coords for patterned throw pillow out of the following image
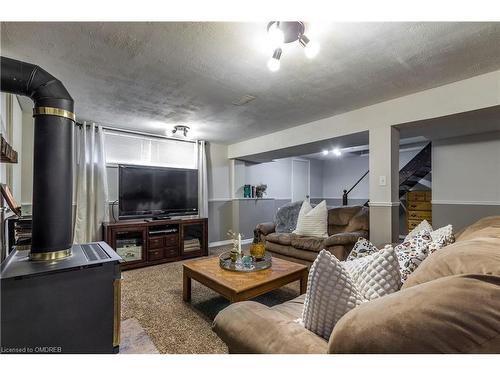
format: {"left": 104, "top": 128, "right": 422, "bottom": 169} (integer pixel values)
{"left": 395, "top": 230, "right": 433, "bottom": 282}
{"left": 430, "top": 224, "right": 455, "bottom": 247}
{"left": 301, "top": 248, "right": 401, "bottom": 339}
{"left": 347, "top": 237, "right": 379, "bottom": 261}
{"left": 405, "top": 219, "right": 434, "bottom": 241}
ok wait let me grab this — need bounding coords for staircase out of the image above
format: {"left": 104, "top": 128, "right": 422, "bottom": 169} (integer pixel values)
{"left": 342, "top": 143, "right": 432, "bottom": 207}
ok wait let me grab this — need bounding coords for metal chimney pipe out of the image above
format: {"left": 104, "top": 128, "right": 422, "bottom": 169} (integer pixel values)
{"left": 1, "top": 56, "right": 74, "bottom": 260}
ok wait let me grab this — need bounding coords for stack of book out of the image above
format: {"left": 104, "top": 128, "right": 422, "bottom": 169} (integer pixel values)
{"left": 184, "top": 238, "right": 201, "bottom": 253}
{"left": 14, "top": 217, "right": 32, "bottom": 251}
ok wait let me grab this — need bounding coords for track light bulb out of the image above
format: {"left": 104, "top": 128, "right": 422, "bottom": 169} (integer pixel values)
{"left": 333, "top": 148, "right": 342, "bottom": 157}
{"left": 300, "top": 34, "right": 320, "bottom": 59}
{"left": 322, "top": 150, "right": 329, "bottom": 156}
{"left": 267, "top": 48, "right": 282, "bottom": 72}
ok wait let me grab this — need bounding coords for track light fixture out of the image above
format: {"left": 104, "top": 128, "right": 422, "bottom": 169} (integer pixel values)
{"left": 266, "top": 21, "right": 320, "bottom": 71}
{"left": 172, "top": 125, "right": 190, "bottom": 137}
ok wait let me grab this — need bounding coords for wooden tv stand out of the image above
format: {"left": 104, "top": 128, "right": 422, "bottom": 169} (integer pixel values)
{"left": 103, "top": 217, "right": 208, "bottom": 271}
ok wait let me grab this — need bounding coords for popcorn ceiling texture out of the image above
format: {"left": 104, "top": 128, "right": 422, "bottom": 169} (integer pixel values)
{"left": 120, "top": 245, "right": 300, "bottom": 354}
{"left": 2, "top": 22, "right": 500, "bottom": 143}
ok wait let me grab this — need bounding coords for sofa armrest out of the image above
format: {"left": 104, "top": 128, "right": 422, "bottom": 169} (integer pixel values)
{"left": 213, "top": 301, "right": 327, "bottom": 354}
{"left": 328, "top": 274, "right": 500, "bottom": 353}
{"left": 323, "top": 231, "right": 368, "bottom": 247}
{"left": 255, "top": 222, "right": 276, "bottom": 236}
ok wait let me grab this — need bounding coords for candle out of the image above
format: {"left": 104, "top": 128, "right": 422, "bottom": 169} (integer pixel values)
{"left": 238, "top": 233, "right": 242, "bottom": 254}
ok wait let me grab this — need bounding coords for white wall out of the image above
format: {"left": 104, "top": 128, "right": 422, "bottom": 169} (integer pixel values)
{"left": 244, "top": 158, "right": 292, "bottom": 199}
{"left": 207, "top": 142, "right": 230, "bottom": 200}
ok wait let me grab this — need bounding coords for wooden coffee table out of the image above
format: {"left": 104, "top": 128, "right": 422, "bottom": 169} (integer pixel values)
{"left": 183, "top": 256, "right": 308, "bottom": 303}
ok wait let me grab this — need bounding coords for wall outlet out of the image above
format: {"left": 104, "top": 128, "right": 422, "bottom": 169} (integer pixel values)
{"left": 379, "top": 175, "right": 387, "bottom": 186}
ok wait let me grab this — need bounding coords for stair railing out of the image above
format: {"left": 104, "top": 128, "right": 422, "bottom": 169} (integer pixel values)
{"left": 343, "top": 170, "right": 369, "bottom": 205}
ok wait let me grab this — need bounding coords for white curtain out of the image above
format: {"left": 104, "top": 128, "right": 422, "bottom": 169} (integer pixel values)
{"left": 74, "top": 122, "right": 109, "bottom": 243}
{"left": 197, "top": 140, "right": 208, "bottom": 218}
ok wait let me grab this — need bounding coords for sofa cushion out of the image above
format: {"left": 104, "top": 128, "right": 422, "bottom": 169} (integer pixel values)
{"left": 274, "top": 200, "right": 304, "bottom": 233}
{"left": 293, "top": 200, "right": 328, "bottom": 238}
{"left": 265, "top": 232, "right": 292, "bottom": 246}
{"left": 212, "top": 301, "right": 328, "bottom": 354}
{"left": 271, "top": 294, "right": 305, "bottom": 320}
{"left": 455, "top": 216, "right": 500, "bottom": 242}
{"left": 266, "top": 242, "right": 319, "bottom": 263}
{"left": 328, "top": 206, "right": 369, "bottom": 235}
{"left": 403, "top": 237, "right": 500, "bottom": 289}
{"left": 290, "top": 234, "right": 324, "bottom": 252}
{"left": 329, "top": 274, "right": 500, "bottom": 353}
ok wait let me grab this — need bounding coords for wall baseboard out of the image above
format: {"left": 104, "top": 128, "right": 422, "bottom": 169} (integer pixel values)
{"left": 209, "top": 238, "right": 253, "bottom": 248}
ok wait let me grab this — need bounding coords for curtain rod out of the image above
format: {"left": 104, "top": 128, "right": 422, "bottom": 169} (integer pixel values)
{"left": 75, "top": 121, "right": 198, "bottom": 144}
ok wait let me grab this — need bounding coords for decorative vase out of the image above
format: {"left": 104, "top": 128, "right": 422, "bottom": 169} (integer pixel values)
{"left": 250, "top": 242, "right": 265, "bottom": 259}
{"left": 250, "top": 229, "right": 265, "bottom": 259}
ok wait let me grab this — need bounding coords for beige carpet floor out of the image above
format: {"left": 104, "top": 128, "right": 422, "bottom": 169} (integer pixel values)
{"left": 121, "top": 245, "right": 301, "bottom": 354}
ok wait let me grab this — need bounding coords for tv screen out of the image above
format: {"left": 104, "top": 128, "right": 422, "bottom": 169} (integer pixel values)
{"left": 119, "top": 165, "right": 198, "bottom": 219}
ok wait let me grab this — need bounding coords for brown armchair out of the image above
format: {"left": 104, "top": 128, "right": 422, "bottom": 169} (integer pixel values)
{"left": 256, "top": 205, "right": 369, "bottom": 265}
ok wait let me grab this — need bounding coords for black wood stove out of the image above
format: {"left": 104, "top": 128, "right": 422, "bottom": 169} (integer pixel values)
{"left": 0, "top": 57, "right": 122, "bottom": 353}
{"left": 1, "top": 243, "right": 122, "bottom": 353}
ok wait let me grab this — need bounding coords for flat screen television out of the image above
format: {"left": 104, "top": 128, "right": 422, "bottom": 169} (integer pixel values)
{"left": 119, "top": 164, "right": 198, "bottom": 219}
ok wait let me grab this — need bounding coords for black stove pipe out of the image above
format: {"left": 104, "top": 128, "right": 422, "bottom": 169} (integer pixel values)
{"left": 1, "top": 56, "right": 74, "bottom": 260}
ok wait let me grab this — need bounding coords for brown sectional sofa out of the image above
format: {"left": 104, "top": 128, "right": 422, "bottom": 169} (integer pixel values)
{"left": 256, "top": 205, "right": 369, "bottom": 265}
{"left": 213, "top": 216, "right": 500, "bottom": 353}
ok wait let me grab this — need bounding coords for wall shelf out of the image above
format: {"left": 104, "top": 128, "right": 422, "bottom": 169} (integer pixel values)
{"left": 1, "top": 135, "right": 18, "bottom": 164}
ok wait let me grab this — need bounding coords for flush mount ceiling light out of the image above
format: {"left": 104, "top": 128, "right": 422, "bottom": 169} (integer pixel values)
{"left": 266, "top": 21, "right": 320, "bottom": 72}
{"left": 171, "top": 125, "right": 190, "bottom": 137}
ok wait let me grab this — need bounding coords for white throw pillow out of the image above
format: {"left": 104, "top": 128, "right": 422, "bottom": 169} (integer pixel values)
{"left": 301, "top": 250, "right": 365, "bottom": 340}
{"left": 301, "top": 247, "right": 401, "bottom": 339}
{"left": 343, "top": 246, "right": 401, "bottom": 300}
{"left": 293, "top": 200, "right": 328, "bottom": 238}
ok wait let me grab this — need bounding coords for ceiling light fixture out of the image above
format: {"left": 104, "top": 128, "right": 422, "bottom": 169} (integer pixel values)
{"left": 266, "top": 21, "right": 320, "bottom": 71}
{"left": 332, "top": 148, "right": 342, "bottom": 157}
{"left": 322, "top": 150, "right": 329, "bottom": 156}
{"left": 171, "top": 125, "right": 190, "bottom": 137}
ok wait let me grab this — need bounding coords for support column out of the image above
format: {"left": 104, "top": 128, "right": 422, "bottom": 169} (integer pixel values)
{"left": 369, "top": 126, "right": 400, "bottom": 246}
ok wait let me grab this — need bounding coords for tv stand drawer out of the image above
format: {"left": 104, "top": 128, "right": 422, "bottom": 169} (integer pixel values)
{"left": 164, "top": 247, "right": 179, "bottom": 258}
{"left": 149, "top": 237, "right": 164, "bottom": 249}
{"left": 165, "top": 235, "right": 179, "bottom": 246}
{"left": 148, "top": 249, "right": 164, "bottom": 261}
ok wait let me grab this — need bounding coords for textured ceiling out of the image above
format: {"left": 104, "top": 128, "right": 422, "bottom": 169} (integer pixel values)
{"left": 2, "top": 22, "right": 500, "bottom": 143}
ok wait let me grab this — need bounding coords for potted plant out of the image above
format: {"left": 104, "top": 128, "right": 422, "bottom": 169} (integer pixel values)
{"left": 255, "top": 184, "right": 267, "bottom": 198}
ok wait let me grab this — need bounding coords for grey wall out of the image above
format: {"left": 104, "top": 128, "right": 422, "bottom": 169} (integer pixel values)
{"left": 432, "top": 131, "right": 500, "bottom": 231}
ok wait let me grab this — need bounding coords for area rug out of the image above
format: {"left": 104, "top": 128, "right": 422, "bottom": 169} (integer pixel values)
{"left": 120, "top": 245, "right": 301, "bottom": 354}
{"left": 120, "top": 318, "right": 160, "bottom": 354}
